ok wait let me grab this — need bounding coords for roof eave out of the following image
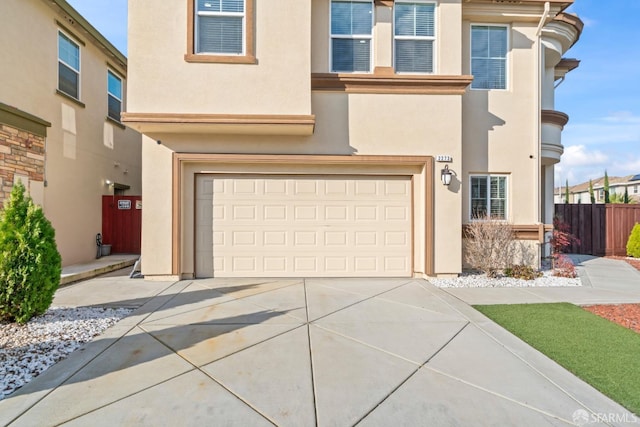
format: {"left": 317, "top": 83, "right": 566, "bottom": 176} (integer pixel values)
{"left": 49, "top": 0, "right": 127, "bottom": 68}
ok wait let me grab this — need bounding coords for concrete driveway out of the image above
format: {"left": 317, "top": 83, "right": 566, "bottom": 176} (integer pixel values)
{"left": 1, "top": 276, "right": 635, "bottom": 426}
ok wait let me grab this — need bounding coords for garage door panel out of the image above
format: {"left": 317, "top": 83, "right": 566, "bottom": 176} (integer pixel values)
{"left": 195, "top": 175, "right": 412, "bottom": 278}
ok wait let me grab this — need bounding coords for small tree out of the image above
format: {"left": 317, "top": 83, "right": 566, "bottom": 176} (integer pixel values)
{"left": 627, "top": 223, "right": 640, "bottom": 258}
{"left": 564, "top": 179, "right": 570, "bottom": 203}
{"left": 0, "top": 181, "right": 61, "bottom": 323}
{"left": 589, "top": 179, "right": 595, "bottom": 204}
{"left": 624, "top": 187, "right": 630, "bottom": 204}
{"left": 549, "top": 217, "right": 580, "bottom": 277}
{"left": 550, "top": 217, "right": 580, "bottom": 255}
{"left": 604, "top": 171, "right": 610, "bottom": 203}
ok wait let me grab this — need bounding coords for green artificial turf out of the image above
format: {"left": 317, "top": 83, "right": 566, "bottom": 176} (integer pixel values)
{"left": 474, "top": 303, "right": 640, "bottom": 415}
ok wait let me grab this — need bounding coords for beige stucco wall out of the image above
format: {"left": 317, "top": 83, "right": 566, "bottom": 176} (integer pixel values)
{"left": 139, "top": 91, "right": 464, "bottom": 277}
{"left": 128, "top": 0, "right": 311, "bottom": 116}
{"left": 0, "top": 0, "right": 142, "bottom": 266}
{"left": 461, "top": 21, "right": 540, "bottom": 226}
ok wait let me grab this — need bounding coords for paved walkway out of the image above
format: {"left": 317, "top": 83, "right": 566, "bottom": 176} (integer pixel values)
{"left": 60, "top": 254, "right": 139, "bottom": 285}
{"left": 444, "top": 255, "right": 640, "bottom": 306}
{"left": 1, "top": 261, "right": 638, "bottom": 426}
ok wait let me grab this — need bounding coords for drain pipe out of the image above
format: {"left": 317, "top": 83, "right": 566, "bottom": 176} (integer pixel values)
{"left": 536, "top": 2, "right": 551, "bottom": 36}
{"left": 535, "top": 1, "right": 551, "bottom": 261}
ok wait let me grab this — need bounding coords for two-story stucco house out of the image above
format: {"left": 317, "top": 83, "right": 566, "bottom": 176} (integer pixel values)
{"left": 0, "top": 0, "right": 142, "bottom": 266}
{"left": 124, "top": 0, "right": 582, "bottom": 280}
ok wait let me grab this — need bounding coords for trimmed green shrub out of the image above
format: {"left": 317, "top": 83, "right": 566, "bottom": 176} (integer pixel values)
{"left": 627, "top": 223, "right": 640, "bottom": 258}
{"left": 0, "top": 181, "right": 61, "bottom": 323}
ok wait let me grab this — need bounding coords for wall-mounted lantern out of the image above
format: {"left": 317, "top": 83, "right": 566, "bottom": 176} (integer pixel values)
{"left": 441, "top": 164, "right": 453, "bottom": 186}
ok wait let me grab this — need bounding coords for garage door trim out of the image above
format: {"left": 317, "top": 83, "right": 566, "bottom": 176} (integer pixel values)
{"left": 173, "top": 154, "right": 434, "bottom": 277}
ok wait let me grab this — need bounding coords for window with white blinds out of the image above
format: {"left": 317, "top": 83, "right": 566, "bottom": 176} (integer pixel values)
{"left": 394, "top": 2, "right": 435, "bottom": 73}
{"left": 196, "top": 0, "right": 245, "bottom": 55}
{"left": 331, "top": 0, "right": 373, "bottom": 73}
{"left": 471, "top": 25, "right": 508, "bottom": 89}
{"left": 58, "top": 31, "right": 80, "bottom": 99}
{"left": 470, "top": 175, "right": 508, "bottom": 220}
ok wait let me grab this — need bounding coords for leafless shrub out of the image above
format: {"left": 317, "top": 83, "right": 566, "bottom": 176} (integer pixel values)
{"left": 464, "top": 217, "right": 518, "bottom": 278}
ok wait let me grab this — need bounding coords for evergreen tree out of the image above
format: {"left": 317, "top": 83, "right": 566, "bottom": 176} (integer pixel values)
{"left": 0, "top": 181, "right": 61, "bottom": 323}
{"left": 589, "top": 179, "right": 595, "bottom": 204}
{"left": 604, "top": 171, "right": 610, "bottom": 203}
{"left": 624, "top": 187, "right": 630, "bottom": 204}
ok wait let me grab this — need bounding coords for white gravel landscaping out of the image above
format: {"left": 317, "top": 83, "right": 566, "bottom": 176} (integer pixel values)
{"left": 431, "top": 269, "right": 582, "bottom": 288}
{"left": 0, "top": 307, "right": 132, "bottom": 400}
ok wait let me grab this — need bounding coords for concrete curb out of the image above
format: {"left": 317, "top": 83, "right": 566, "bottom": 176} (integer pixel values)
{"left": 60, "top": 258, "right": 137, "bottom": 286}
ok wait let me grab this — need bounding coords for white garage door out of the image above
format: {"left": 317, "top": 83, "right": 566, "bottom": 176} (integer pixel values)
{"left": 195, "top": 175, "right": 412, "bottom": 277}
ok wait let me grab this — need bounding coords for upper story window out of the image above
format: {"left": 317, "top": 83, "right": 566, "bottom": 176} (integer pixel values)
{"left": 471, "top": 25, "right": 507, "bottom": 90}
{"left": 470, "top": 175, "right": 507, "bottom": 220}
{"left": 331, "top": 0, "right": 373, "bottom": 73}
{"left": 196, "top": 0, "right": 244, "bottom": 54}
{"left": 107, "top": 70, "right": 123, "bottom": 122}
{"left": 187, "top": 0, "right": 255, "bottom": 63}
{"left": 394, "top": 2, "right": 435, "bottom": 73}
{"left": 58, "top": 31, "right": 80, "bottom": 99}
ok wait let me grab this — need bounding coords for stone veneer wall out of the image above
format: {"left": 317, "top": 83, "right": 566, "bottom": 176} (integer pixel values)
{"left": 0, "top": 123, "right": 45, "bottom": 204}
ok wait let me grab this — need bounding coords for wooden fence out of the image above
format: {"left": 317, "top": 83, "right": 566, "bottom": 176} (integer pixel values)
{"left": 554, "top": 204, "right": 640, "bottom": 256}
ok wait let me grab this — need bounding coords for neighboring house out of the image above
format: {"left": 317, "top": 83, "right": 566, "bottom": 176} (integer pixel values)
{"left": 556, "top": 175, "right": 640, "bottom": 204}
{"left": 124, "top": 0, "right": 582, "bottom": 279}
{"left": 0, "top": 0, "right": 142, "bottom": 266}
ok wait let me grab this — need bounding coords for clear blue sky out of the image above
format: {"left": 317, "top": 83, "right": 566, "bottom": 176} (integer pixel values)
{"left": 67, "top": 0, "right": 640, "bottom": 187}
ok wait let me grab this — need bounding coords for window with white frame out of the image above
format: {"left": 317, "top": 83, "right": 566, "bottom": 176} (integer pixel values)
{"left": 195, "top": 0, "right": 245, "bottom": 55}
{"left": 394, "top": 1, "right": 435, "bottom": 73}
{"left": 107, "top": 71, "right": 123, "bottom": 122}
{"left": 634, "top": 185, "right": 638, "bottom": 194}
{"left": 598, "top": 189, "right": 604, "bottom": 200}
{"left": 331, "top": 0, "right": 373, "bottom": 73}
{"left": 470, "top": 175, "right": 507, "bottom": 220}
{"left": 58, "top": 31, "right": 80, "bottom": 99}
{"left": 471, "top": 25, "right": 507, "bottom": 90}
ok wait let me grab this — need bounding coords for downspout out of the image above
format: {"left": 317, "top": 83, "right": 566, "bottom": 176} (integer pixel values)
{"left": 536, "top": 2, "right": 551, "bottom": 36}
{"left": 535, "top": 2, "right": 550, "bottom": 260}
